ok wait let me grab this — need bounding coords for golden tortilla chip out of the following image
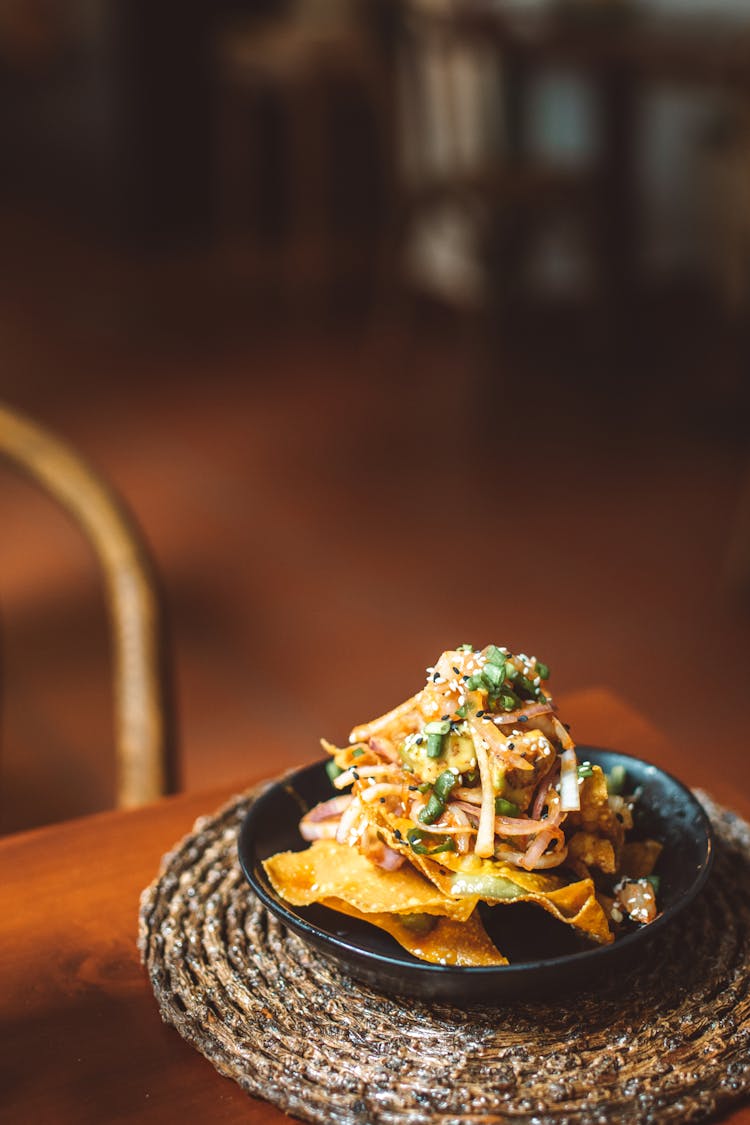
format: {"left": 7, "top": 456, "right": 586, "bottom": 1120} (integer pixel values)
{"left": 567, "top": 831, "right": 617, "bottom": 874}
{"left": 568, "top": 766, "right": 624, "bottom": 847}
{"left": 620, "top": 839, "right": 662, "bottom": 879}
{"left": 409, "top": 855, "right": 612, "bottom": 945}
{"left": 324, "top": 899, "right": 508, "bottom": 966}
{"left": 263, "top": 839, "right": 475, "bottom": 920}
{"left": 360, "top": 805, "right": 613, "bottom": 944}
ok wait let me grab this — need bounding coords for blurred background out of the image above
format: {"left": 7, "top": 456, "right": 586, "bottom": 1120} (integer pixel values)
{"left": 1, "top": 0, "right": 749, "bottom": 834}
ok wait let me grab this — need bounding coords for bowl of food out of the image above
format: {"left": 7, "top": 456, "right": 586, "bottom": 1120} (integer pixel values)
{"left": 238, "top": 645, "right": 713, "bottom": 1001}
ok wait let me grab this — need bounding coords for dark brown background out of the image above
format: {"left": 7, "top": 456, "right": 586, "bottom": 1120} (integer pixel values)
{"left": 1, "top": 0, "right": 749, "bottom": 834}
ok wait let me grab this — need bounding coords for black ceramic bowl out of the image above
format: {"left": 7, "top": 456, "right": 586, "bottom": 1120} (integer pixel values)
{"left": 238, "top": 747, "right": 713, "bottom": 1003}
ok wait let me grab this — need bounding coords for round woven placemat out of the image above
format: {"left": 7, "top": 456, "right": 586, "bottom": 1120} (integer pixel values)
{"left": 139, "top": 785, "right": 750, "bottom": 1124}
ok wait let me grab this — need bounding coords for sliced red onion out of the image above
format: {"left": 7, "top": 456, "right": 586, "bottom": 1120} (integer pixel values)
{"left": 454, "top": 800, "right": 481, "bottom": 821}
{"left": 367, "top": 736, "right": 398, "bottom": 762}
{"left": 445, "top": 803, "right": 472, "bottom": 854}
{"left": 470, "top": 727, "right": 497, "bottom": 858}
{"left": 299, "top": 820, "right": 340, "bottom": 841}
{"left": 301, "top": 794, "right": 353, "bottom": 823}
{"left": 519, "top": 824, "right": 567, "bottom": 870}
{"left": 333, "top": 764, "right": 394, "bottom": 790}
{"left": 335, "top": 798, "right": 364, "bottom": 844}
{"left": 493, "top": 814, "right": 547, "bottom": 837}
{"left": 373, "top": 845, "right": 405, "bottom": 871}
{"left": 531, "top": 762, "right": 559, "bottom": 820}
{"left": 408, "top": 822, "right": 475, "bottom": 835}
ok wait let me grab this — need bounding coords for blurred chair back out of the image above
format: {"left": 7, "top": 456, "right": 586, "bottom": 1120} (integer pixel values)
{"left": 0, "top": 403, "right": 175, "bottom": 809}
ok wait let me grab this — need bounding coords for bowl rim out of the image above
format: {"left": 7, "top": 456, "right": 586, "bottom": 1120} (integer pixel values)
{"left": 238, "top": 747, "right": 715, "bottom": 979}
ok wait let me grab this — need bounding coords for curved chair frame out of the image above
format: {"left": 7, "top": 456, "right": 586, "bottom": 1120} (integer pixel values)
{"left": 0, "top": 402, "right": 174, "bottom": 808}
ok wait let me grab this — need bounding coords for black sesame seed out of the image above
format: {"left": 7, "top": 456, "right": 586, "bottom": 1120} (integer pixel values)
{"left": 476, "top": 710, "right": 485, "bottom": 718}
{"left": 507, "top": 742, "right": 515, "bottom": 749}
{"left": 380, "top": 797, "right": 386, "bottom": 804}
{"left": 441, "top": 714, "right": 450, "bottom": 720}
{"left": 452, "top": 666, "right": 460, "bottom": 675}
{"left": 408, "top": 785, "right": 418, "bottom": 791}
{"left": 518, "top": 716, "right": 528, "bottom": 723}
{"left": 394, "top": 829, "right": 402, "bottom": 840}
{"left": 433, "top": 672, "right": 440, "bottom": 682}
{"left": 352, "top": 770, "right": 360, "bottom": 779}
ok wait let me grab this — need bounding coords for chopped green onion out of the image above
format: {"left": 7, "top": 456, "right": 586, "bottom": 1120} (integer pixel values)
{"left": 495, "top": 797, "right": 521, "bottom": 817}
{"left": 326, "top": 760, "right": 343, "bottom": 783}
{"left": 577, "top": 762, "right": 594, "bottom": 779}
{"left": 515, "top": 673, "right": 537, "bottom": 697}
{"left": 433, "top": 769, "right": 459, "bottom": 802}
{"left": 607, "top": 765, "right": 627, "bottom": 795}
{"left": 426, "top": 732, "right": 444, "bottom": 759}
{"left": 645, "top": 875, "right": 660, "bottom": 894}
{"left": 407, "top": 828, "right": 457, "bottom": 856}
{"left": 455, "top": 703, "right": 468, "bottom": 719}
{"left": 417, "top": 782, "right": 432, "bottom": 793}
{"left": 499, "top": 691, "right": 520, "bottom": 712}
{"left": 351, "top": 748, "right": 365, "bottom": 758}
{"left": 420, "top": 769, "right": 461, "bottom": 823}
{"left": 482, "top": 662, "right": 505, "bottom": 690}
{"left": 462, "top": 768, "right": 479, "bottom": 786}
{"left": 418, "top": 794, "right": 445, "bottom": 825}
{"left": 399, "top": 913, "right": 437, "bottom": 934}
{"left": 456, "top": 643, "right": 474, "bottom": 653}
{"left": 466, "top": 673, "right": 483, "bottom": 691}
{"left": 424, "top": 720, "right": 451, "bottom": 736}
{"left": 484, "top": 645, "right": 506, "bottom": 667}
{"left": 536, "top": 661, "right": 549, "bottom": 680}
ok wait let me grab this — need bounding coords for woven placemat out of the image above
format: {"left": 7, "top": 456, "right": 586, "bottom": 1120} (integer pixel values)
{"left": 139, "top": 785, "right": 750, "bottom": 1124}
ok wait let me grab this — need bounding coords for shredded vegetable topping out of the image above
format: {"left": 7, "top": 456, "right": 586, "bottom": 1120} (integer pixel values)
{"left": 264, "top": 645, "right": 662, "bottom": 966}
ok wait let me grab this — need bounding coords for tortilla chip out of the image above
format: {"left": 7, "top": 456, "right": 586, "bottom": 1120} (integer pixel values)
{"left": 407, "top": 855, "right": 613, "bottom": 945}
{"left": 620, "top": 839, "right": 662, "bottom": 879}
{"left": 263, "top": 839, "right": 475, "bottom": 920}
{"left": 574, "top": 767, "right": 623, "bottom": 836}
{"left": 567, "top": 831, "right": 617, "bottom": 874}
{"left": 358, "top": 805, "right": 613, "bottom": 944}
{"left": 324, "top": 899, "right": 508, "bottom": 966}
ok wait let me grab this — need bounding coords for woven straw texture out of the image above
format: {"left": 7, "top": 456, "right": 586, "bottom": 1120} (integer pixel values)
{"left": 139, "top": 786, "right": 750, "bottom": 1124}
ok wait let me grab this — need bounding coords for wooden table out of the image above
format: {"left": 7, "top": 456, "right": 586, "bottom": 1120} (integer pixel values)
{"left": 3, "top": 689, "right": 749, "bottom": 1124}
